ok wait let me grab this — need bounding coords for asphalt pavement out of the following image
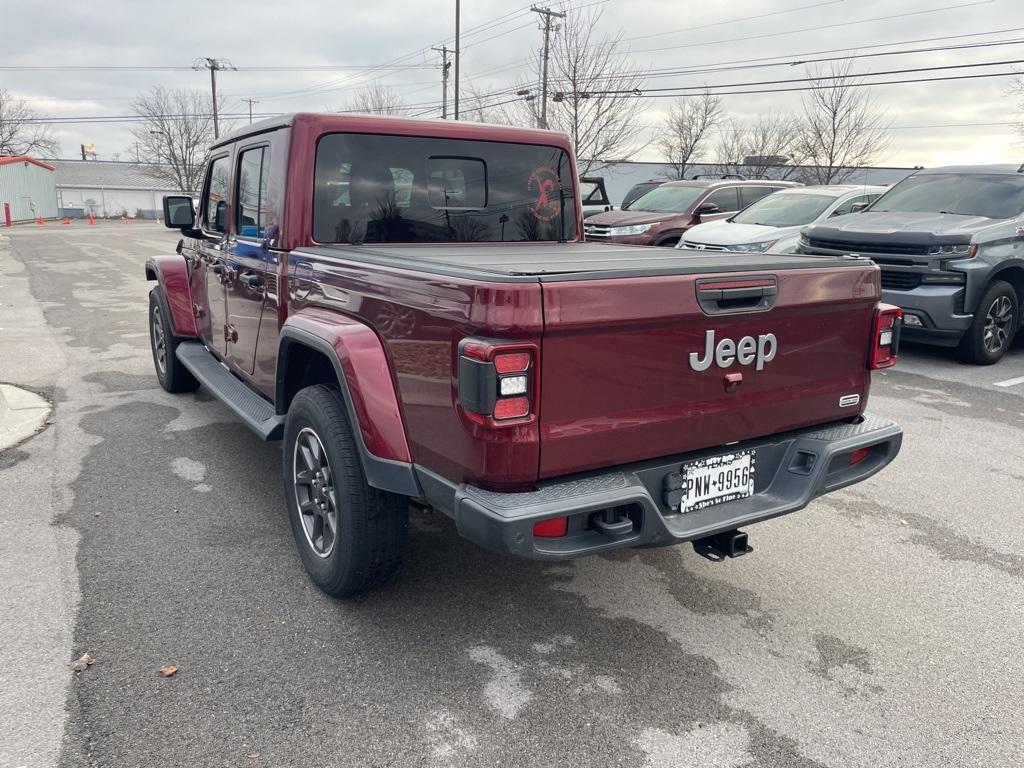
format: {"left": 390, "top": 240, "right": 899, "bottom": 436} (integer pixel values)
{"left": 1, "top": 223, "right": 1022, "bottom": 768}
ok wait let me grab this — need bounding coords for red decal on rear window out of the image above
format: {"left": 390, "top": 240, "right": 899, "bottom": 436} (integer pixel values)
{"left": 528, "top": 166, "right": 562, "bottom": 221}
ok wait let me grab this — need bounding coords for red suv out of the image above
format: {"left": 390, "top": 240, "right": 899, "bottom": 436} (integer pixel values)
{"left": 585, "top": 179, "right": 798, "bottom": 247}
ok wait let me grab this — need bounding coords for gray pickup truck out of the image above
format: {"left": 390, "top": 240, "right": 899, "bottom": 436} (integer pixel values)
{"left": 799, "top": 165, "right": 1024, "bottom": 364}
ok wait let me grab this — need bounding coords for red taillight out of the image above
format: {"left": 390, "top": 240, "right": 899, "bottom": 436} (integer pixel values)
{"left": 494, "top": 351, "right": 531, "bottom": 373}
{"left": 457, "top": 339, "right": 537, "bottom": 425}
{"left": 849, "top": 447, "right": 871, "bottom": 465}
{"left": 533, "top": 516, "right": 568, "bottom": 538}
{"left": 870, "top": 304, "right": 902, "bottom": 370}
{"left": 493, "top": 396, "right": 530, "bottom": 420}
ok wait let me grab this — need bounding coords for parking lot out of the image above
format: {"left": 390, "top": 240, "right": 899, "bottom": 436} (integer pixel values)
{"left": 2, "top": 223, "right": 1023, "bottom": 768}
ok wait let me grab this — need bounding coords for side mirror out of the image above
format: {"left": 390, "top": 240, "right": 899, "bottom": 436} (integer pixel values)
{"left": 163, "top": 195, "right": 195, "bottom": 230}
{"left": 850, "top": 202, "right": 869, "bottom": 213}
{"left": 694, "top": 202, "right": 720, "bottom": 216}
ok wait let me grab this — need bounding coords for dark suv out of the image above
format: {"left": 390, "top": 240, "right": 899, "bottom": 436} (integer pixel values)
{"left": 800, "top": 165, "right": 1024, "bottom": 364}
{"left": 584, "top": 179, "right": 798, "bottom": 247}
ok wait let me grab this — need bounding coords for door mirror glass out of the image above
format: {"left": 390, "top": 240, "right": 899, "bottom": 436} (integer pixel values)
{"left": 214, "top": 200, "right": 228, "bottom": 232}
{"left": 163, "top": 195, "right": 195, "bottom": 229}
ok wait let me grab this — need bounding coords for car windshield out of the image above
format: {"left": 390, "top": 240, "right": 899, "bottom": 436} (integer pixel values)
{"left": 623, "top": 185, "right": 705, "bottom": 213}
{"left": 731, "top": 193, "right": 835, "bottom": 227}
{"left": 313, "top": 133, "right": 577, "bottom": 243}
{"left": 870, "top": 173, "right": 1024, "bottom": 220}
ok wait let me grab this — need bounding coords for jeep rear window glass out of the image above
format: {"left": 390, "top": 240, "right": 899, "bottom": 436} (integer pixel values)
{"left": 732, "top": 193, "right": 834, "bottom": 227}
{"left": 625, "top": 185, "right": 704, "bottom": 213}
{"left": 237, "top": 147, "right": 270, "bottom": 238}
{"left": 313, "top": 134, "right": 577, "bottom": 243}
{"left": 871, "top": 173, "right": 1024, "bottom": 220}
{"left": 203, "top": 155, "right": 230, "bottom": 233}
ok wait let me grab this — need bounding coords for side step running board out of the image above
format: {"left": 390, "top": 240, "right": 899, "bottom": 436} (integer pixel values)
{"left": 175, "top": 342, "right": 285, "bottom": 441}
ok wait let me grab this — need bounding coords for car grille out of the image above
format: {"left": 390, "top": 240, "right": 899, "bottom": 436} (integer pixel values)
{"left": 805, "top": 237, "right": 929, "bottom": 256}
{"left": 681, "top": 241, "right": 727, "bottom": 251}
{"left": 584, "top": 224, "right": 611, "bottom": 240}
{"left": 879, "top": 270, "right": 922, "bottom": 290}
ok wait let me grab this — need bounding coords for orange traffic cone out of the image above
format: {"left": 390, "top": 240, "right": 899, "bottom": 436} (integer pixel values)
{"left": 88, "top": 215, "right": 95, "bottom": 225}
{"left": 36, "top": 216, "right": 45, "bottom": 225}
{"left": 60, "top": 217, "right": 71, "bottom": 225}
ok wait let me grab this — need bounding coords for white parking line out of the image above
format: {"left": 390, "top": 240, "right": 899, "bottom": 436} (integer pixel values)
{"left": 993, "top": 375, "right": 1024, "bottom": 388}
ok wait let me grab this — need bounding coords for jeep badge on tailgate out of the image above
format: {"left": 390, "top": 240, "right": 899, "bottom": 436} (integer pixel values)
{"left": 689, "top": 330, "right": 777, "bottom": 372}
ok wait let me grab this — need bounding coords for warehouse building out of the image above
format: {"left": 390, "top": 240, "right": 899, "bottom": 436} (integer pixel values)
{"left": 0, "top": 156, "right": 59, "bottom": 224}
{"left": 51, "top": 160, "right": 183, "bottom": 219}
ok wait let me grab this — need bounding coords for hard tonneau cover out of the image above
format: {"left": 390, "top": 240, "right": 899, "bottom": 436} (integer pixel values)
{"left": 296, "top": 242, "right": 866, "bottom": 282}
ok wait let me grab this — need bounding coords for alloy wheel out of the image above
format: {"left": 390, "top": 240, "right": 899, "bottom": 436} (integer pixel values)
{"left": 983, "top": 295, "right": 1014, "bottom": 353}
{"left": 292, "top": 427, "right": 338, "bottom": 558}
{"left": 151, "top": 304, "right": 167, "bottom": 375}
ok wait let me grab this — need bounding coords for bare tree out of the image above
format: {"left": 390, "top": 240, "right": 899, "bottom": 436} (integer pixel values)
{"left": 793, "top": 60, "right": 891, "bottom": 184}
{"left": 658, "top": 90, "right": 724, "bottom": 180}
{"left": 510, "top": 6, "right": 648, "bottom": 175}
{"left": 1012, "top": 73, "right": 1024, "bottom": 142}
{"left": 714, "top": 112, "right": 803, "bottom": 179}
{"left": 131, "top": 86, "right": 220, "bottom": 195}
{"left": 343, "top": 84, "right": 406, "bottom": 116}
{"left": 0, "top": 89, "right": 59, "bottom": 156}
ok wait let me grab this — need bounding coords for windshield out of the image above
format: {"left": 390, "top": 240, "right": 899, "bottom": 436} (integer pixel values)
{"left": 313, "top": 133, "right": 577, "bottom": 243}
{"left": 732, "top": 193, "right": 835, "bottom": 227}
{"left": 871, "top": 173, "right": 1024, "bottom": 220}
{"left": 624, "top": 185, "right": 705, "bottom": 213}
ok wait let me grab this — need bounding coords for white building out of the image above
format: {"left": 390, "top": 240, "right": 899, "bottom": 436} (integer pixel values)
{"left": 51, "top": 160, "right": 183, "bottom": 219}
{"left": 0, "top": 156, "right": 59, "bottom": 223}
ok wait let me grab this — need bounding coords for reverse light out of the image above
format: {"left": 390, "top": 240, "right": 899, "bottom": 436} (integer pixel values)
{"left": 499, "top": 375, "right": 528, "bottom": 396}
{"left": 870, "top": 304, "right": 902, "bottom": 370}
{"left": 533, "top": 516, "right": 568, "bottom": 538}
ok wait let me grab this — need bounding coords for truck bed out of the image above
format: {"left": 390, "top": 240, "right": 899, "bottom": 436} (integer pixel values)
{"left": 298, "top": 242, "right": 863, "bottom": 281}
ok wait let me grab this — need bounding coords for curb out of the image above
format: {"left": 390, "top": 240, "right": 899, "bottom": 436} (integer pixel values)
{"left": 0, "top": 384, "right": 52, "bottom": 452}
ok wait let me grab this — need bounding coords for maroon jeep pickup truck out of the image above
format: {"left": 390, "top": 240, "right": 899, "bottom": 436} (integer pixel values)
{"left": 147, "top": 113, "right": 903, "bottom": 597}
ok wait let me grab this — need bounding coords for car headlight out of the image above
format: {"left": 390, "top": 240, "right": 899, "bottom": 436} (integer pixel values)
{"left": 927, "top": 243, "right": 976, "bottom": 257}
{"left": 608, "top": 222, "right": 660, "bottom": 236}
{"left": 726, "top": 240, "right": 777, "bottom": 253}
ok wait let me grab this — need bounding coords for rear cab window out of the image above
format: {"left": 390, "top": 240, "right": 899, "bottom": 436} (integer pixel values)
{"left": 313, "top": 133, "right": 578, "bottom": 243}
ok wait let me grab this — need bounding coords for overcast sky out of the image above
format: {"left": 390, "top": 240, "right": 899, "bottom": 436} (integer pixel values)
{"left": 5, "top": 0, "right": 1022, "bottom": 167}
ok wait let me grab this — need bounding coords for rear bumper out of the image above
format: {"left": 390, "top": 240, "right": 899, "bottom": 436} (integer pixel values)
{"left": 426, "top": 415, "right": 902, "bottom": 560}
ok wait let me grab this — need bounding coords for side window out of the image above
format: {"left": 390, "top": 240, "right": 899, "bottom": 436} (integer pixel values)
{"left": 739, "top": 186, "right": 774, "bottom": 208}
{"left": 703, "top": 187, "right": 740, "bottom": 212}
{"left": 236, "top": 147, "right": 270, "bottom": 238}
{"left": 203, "top": 155, "right": 231, "bottom": 233}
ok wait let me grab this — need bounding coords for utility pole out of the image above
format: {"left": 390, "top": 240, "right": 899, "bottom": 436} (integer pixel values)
{"left": 431, "top": 46, "right": 452, "bottom": 119}
{"left": 242, "top": 98, "right": 259, "bottom": 124}
{"left": 531, "top": 5, "right": 565, "bottom": 129}
{"left": 453, "top": 0, "right": 461, "bottom": 120}
{"left": 193, "top": 57, "right": 236, "bottom": 139}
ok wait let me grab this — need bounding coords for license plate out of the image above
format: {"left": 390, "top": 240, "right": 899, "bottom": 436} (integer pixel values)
{"left": 681, "top": 451, "right": 755, "bottom": 512}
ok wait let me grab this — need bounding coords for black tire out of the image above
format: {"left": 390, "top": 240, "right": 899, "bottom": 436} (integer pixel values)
{"left": 282, "top": 384, "right": 408, "bottom": 597}
{"left": 958, "top": 280, "right": 1019, "bottom": 365}
{"left": 656, "top": 237, "right": 680, "bottom": 247}
{"left": 149, "top": 288, "right": 199, "bottom": 393}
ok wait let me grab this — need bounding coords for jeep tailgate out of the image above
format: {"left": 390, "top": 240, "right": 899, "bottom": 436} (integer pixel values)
{"left": 537, "top": 263, "right": 880, "bottom": 478}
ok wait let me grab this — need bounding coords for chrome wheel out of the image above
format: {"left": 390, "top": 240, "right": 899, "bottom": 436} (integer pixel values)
{"left": 292, "top": 427, "right": 338, "bottom": 558}
{"left": 151, "top": 304, "right": 167, "bottom": 375}
{"left": 983, "top": 295, "right": 1014, "bottom": 353}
